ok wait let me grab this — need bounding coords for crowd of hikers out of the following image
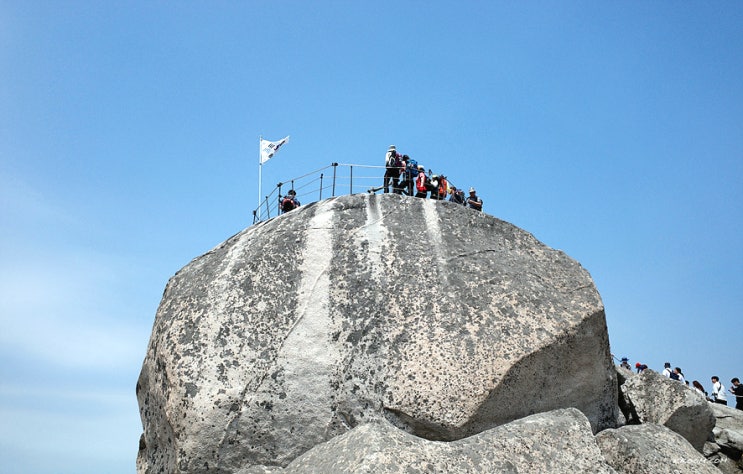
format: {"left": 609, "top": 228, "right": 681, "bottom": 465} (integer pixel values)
{"left": 383, "top": 145, "right": 483, "bottom": 211}
{"left": 619, "top": 357, "right": 743, "bottom": 410}
{"left": 280, "top": 144, "right": 484, "bottom": 214}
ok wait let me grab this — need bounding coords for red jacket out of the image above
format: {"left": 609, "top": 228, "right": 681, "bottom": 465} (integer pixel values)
{"left": 416, "top": 172, "right": 427, "bottom": 192}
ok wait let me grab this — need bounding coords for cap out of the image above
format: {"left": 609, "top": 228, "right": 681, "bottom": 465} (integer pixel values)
{"left": 469, "top": 187, "right": 476, "bottom": 193}
{"left": 664, "top": 362, "right": 671, "bottom": 368}
{"left": 635, "top": 362, "right": 641, "bottom": 368}
{"left": 388, "top": 145, "right": 396, "bottom": 151}
{"left": 621, "top": 357, "right": 628, "bottom": 362}
{"left": 418, "top": 165, "right": 424, "bottom": 171}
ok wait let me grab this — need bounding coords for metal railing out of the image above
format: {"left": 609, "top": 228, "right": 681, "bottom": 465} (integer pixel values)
{"left": 252, "top": 162, "right": 462, "bottom": 224}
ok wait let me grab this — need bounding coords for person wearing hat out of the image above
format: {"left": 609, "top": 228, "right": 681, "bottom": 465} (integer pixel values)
{"left": 466, "top": 187, "right": 483, "bottom": 211}
{"left": 280, "top": 189, "right": 300, "bottom": 213}
{"left": 635, "top": 362, "right": 648, "bottom": 373}
{"left": 414, "top": 165, "right": 428, "bottom": 198}
{"left": 620, "top": 357, "right": 631, "bottom": 371}
{"left": 383, "top": 145, "right": 402, "bottom": 194}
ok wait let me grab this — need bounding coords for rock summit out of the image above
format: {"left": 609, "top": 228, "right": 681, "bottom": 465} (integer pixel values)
{"left": 137, "top": 193, "right": 618, "bottom": 472}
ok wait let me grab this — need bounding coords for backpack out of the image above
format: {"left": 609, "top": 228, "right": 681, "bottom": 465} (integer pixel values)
{"left": 281, "top": 197, "right": 296, "bottom": 213}
{"left": 407, "top": 159, "right": 419, "bottom": 177}
{"left": 438, "top": 176, "right": 448, "bottom": 196}
{"left": 386, "top": 151, "right": 398, "bottom": 168}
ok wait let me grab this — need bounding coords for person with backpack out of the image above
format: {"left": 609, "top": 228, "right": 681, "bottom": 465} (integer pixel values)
{"left": 711, "top": 376, "right": 728, "bottom": 405}
{"left": 415, "top": 165, "right": 428, "bottom": 198}
{"left": 428, "top": 174, "right": 440, "bottom": 200}
{"left": 393, "top": 154, "right": 408, "bottom": 194}
{"left": 449, "top": 186, "right": 465, "bottom": 205}
{"left": 403, "top": 156, "right": 419, "bottom": 195}
{"left": 662, "top": 362, "right": 673, "bottom": 377}
{"left": 438, "top": 175, "right": 449, "bottom": 201}
{"left": 383, "top": 145, "right": 402, "bottom": 194}
{"left": 280, "top": 189, "right": 300, "bottom": 213}
{"left": 467, "top": 187, "right": 483, "bottom": 211}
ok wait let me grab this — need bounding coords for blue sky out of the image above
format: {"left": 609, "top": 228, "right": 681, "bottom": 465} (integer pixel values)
{"left": 1, "top": 2, "right": 741, "bottom": 472}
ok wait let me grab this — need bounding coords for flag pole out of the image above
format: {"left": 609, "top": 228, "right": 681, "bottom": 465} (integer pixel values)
{"left": 258, "top": 136, "right": 262, "bottom": 210}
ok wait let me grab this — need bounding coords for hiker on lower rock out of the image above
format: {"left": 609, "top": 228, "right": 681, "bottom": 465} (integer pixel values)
{"left": 711, "top": 376, "right": 727, "bottom": 405}
{"left": 730, "top": 378, "right": 743, "bottom": 410}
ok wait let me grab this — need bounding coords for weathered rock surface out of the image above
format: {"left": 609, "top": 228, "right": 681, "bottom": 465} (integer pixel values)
{"left": 707, "top": 403, "right": 743, "bottom": 472}
{"left": 596, "top": 423, "right": 719, "bottom": 474}
{"left": 136, "top": 194, "right": 617, "bottom": 473}
{"left": 620, "top": 369, "right": 714, "bottom": 451}
{"left": 242, "top": 408, "right": 615, "bottom": 474}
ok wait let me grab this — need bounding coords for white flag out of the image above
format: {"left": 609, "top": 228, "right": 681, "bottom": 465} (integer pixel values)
{"left": 259, "top": 136, "right": 290, "bottom": 164}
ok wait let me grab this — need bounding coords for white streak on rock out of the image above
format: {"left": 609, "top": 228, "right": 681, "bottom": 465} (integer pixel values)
{"left": 423, "top": 199, "right": 449, "bottom": 286}
{"left": 276, "top": 201, "right": 339, "bottom": 433}
{"left": 362, "top": 194, "right": 388, "bottom": 278}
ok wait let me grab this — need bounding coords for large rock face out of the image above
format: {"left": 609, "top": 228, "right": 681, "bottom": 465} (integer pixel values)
{"left": 136, "top": 194, "right": 617, "bottom": 473}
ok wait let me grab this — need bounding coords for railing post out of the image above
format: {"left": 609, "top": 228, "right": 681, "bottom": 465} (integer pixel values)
{"left": 276, "top": 183, "right": 283, "bottom": 216}
{"left": 350, "top": 165, "right": 353, "bottom": 195}
{"left": 319, "top": 173, "right": 324, "bottom": 201}
{"left": 332, "top": 163, "right": 338, "bottom": 197}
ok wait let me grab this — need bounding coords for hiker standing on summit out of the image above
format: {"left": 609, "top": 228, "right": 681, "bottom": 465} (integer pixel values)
{"left": 467, "top": 187, "right": 483, "bottom": 211}
{"left": 415, "top": 165, "right": 428, "bottom": 198}
{"left": 383, "top": 145, "right": 401, "bottom": 193}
